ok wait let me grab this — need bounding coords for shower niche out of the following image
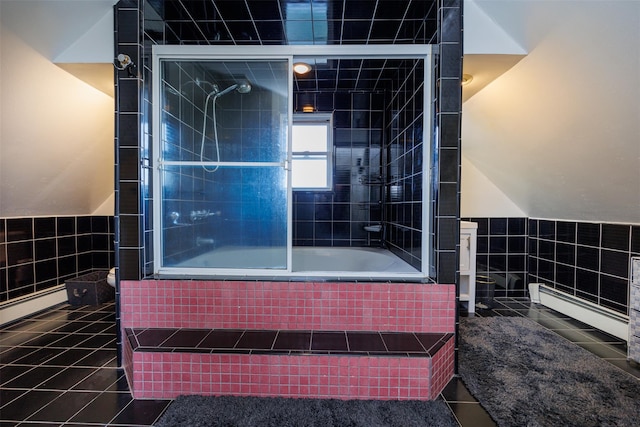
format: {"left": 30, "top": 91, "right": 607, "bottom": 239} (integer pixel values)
{"left": 152, "top": 45, "right": 434, "bottom": 279}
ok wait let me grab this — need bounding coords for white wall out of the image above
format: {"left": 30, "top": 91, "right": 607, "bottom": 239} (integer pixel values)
{"left": 0, "top": 23, "right": 114, "bottom": 217}
{"left": 462, "top": 1, "right": 640, "bottom": 224}
{"left": 461, "top": 155, "right": 525, "bottom": 218}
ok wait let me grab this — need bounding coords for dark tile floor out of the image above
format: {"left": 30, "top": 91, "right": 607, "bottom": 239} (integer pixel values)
{"left": 1, "top": 297, "right": 638, "bottom": 426}
{"left": 0, "top": 302, "right": 170, "bottom": 426}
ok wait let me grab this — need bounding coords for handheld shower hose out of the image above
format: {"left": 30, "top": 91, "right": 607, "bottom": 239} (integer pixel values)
{"left": 199, "top": 82, "right": 252, "bottom": 172}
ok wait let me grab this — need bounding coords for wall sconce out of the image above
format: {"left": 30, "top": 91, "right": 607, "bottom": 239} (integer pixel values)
{"left": 293, "top": 62, "right": 312, "bottom": 75}
{"left": 462, "top": 74, "right": 474, "bottom": 86}
{"left": 302, "top": 105, "right": 315, "bottom": 113}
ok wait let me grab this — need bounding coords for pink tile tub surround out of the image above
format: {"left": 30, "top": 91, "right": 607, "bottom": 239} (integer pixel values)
{"left": 120, "top": 280, "right": 456, "bottom": 333}
{"left": 120, "top": 280, "right": 456, "bottom": 400}
{"left": 125, "top": 350, "right": 441, "bottom": 400}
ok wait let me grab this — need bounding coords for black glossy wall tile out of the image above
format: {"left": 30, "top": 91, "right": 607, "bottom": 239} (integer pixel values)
{"left": 601, "top": 249, "right": 629, "bottom": 278}
{"left": 576, "top": 245, "right": 599, "bottom": 270}
{"left": 538, "top": 220, "right": 555, "bottom": 239}
{"left": 556, "top": 221, "right": 576, "bottom": 243}
{"left": 34, "top": 217, "right": 56, "bottom": 239}
{"left": 555, "top": 264, "right": 575, "bottom": 288}
{"left": 464, "top": 216, "right": 528, "bottom": 297}
{"left": 528, "top": 218, "right": 538, "bottom": 237}
{"left": 77, "top": 216, "right": 92, "bottom": 234}
{"left": 57, "top": 217, "right": 76, "bottom": 236}
{"left": 600, "top": 275, "right": 628, "bottom": 310}
{"left": 602, "top": 224, "right": 630, "bottom": 251}
{"left": 0, "top": 215, "right": 114, "bottom": 302}
{"left": 507, "top": 217, "right": 526, "bottom": 235}
{"left": 7, "top": 242, "right": 33, "bottom": 266}
{"left": 632, "top": 226, "right": 640, "bottom": 254}
{"left": 7, "top": 218, "right": 33, "bottom": 242}
{"left": 508, "top": 254, "right": 526, "bottom": 272}
{"left": 35, "top": 239, "right": 56, "bottom": 261}
{"left": 575, "top": 268, "right": 598, "bottom": 300}
{"left": 529, "top": 218, "right": 634, "bottom": 315}
{"left": 577, "top": 222, "right": 600, "bottom": 246}
{"left": 92, "top": 216, "right": 110, "bottom": 233}
{"left": 556, "top": 242, "right": 575, "bottom": 265}
{"left": 508, "top": 236, "right": 526, "bottom": 253}
{"left": 538, "top": 240, "right": 554, "bottom": 261}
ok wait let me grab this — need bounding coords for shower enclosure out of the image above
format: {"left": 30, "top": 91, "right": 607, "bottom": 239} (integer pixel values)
{"left": 152, "top": 45, "right": 434, "bottom": 279}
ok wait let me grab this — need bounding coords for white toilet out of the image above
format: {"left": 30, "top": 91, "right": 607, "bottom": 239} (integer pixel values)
{"left": 107, "top": 268, "right": 116, "bottom": 287}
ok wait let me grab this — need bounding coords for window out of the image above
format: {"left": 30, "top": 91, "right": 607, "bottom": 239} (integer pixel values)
{"left": 291, "top": 114, "right": 332, "bottom": 190}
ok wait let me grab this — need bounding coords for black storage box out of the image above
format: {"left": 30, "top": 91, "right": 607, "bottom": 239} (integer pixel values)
{"left": 65, "top": 271, "right": 114, "bottom": 306}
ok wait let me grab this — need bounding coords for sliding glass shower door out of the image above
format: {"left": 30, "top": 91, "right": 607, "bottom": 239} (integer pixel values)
{"left": 154, "top": 57, "right": 290, "bottom": 271}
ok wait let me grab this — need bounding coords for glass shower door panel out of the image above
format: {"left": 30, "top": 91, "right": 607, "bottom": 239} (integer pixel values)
{"left": 158, "top": 58, "right": 290, "bottom": 271}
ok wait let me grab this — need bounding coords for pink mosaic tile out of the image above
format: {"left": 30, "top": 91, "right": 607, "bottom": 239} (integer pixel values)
{"left": 121, "top": 280, "right": 455, "bottom": 333}
{"left": 121, "top": 279, "right": 456, "bottom": 400}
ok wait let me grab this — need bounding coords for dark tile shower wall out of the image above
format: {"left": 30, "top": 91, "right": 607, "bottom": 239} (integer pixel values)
{"left": 433, "top": 1, "right": 463, "bottom": 284}
{"left": 115, "top": 0, "right": 148, "bottom": 281}
{"left": 115, "top": 0, "right": 461, "bottom": 281}
{"left": 160, "top": 62, "right": 211, "bottom": 264}
{"left": 293, "top": 91, "right": 385, "bottom": 247}
{"left": 384, "top": 60, "right": 425, "bottom": 270}
{"left": 0, "top": 216, "right": 114, "bottom": 303}
{"left": 529, "top": 219, "right": 640, "bottom": 315}
{"left": 463, "top": 217, "right": 529, "bottom": 297}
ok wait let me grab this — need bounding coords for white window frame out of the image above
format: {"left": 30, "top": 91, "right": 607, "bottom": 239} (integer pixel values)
{"left": 291, "top": 113, "right": 333, "bottom": 191}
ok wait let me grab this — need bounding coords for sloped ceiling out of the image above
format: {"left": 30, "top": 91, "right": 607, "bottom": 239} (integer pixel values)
{"left": 462, "top": 0, "right": 640, "bottom": 223}
{"left": 0, "top": 0, "right": 115, "bottom": 60}
{"left": 0, "top": 0, "right": 116, "bottom": 217}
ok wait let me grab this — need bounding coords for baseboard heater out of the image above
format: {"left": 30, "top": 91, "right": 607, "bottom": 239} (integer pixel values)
{"left": 0, "top": 285, "right": 67, "bottom": 326}
{"left": 538, "top": 285, "right": 629, "bottom": 341}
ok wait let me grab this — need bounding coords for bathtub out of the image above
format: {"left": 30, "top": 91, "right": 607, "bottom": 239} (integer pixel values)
{"left": 292, "top": 247, "right": 416, "bottom": 273}
{"left": 173, "top": 246, "right": 421, "bottom": 279}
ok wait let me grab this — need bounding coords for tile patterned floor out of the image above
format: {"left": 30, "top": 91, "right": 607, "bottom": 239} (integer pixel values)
{"left": 0, "top": 302, "right": 170, "bottom": 426}
{"left": 1, "top": 297, "right": 638, "bottom": 426}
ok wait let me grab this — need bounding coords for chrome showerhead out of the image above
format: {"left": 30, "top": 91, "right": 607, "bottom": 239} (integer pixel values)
{"left": 236, "top": 82, "right": 252, "bottom": 94}
{"left": 215, "top": 82, "right": 252, "bottom": 97}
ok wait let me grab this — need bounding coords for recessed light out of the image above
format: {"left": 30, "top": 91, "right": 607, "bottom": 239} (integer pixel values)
{"left": 293, "top": 62, "right": 312, "bottom": 75}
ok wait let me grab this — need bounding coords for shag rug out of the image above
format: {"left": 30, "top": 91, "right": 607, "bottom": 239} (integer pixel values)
{"left": 459, "top": 316, "right": 640, "bottom": 427}
{"left": 154, "top": 395, "right": 458, "bottom": 427}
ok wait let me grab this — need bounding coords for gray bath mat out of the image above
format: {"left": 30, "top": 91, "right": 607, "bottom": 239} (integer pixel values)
{"left": 154, "top": 395, "right": 458, "bottom": 427}
{"left": 459, "top": 316, "right": 640, "bottom": 427}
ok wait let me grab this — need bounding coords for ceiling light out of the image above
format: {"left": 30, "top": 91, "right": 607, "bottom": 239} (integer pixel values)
{"left": 293, "top": 62, "right": 312, "bottom": 75}
{"left": 461, "top": 74, "right": 474, "bottom": 86}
